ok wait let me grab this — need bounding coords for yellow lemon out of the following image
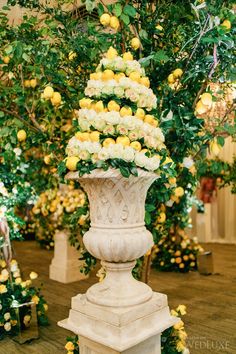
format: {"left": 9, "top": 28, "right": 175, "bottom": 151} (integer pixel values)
{"left": 157, "top": 212, "right": 166, "bottom": 223}
{"left": 156, "top": 24, "right": 163, "bottom": 31}
{"left": 17, "top": 130, "right": 27, "bottom": 142}
{"left": 120, "top": 106, "right": 132, "bottom": 117}
{"left": 200, "top": 92, "right": 212, "bottom": 106}
{"left": 221, "top": 19, "right": 231, "bottom": 30}
{"left": 173, "top": 68, "right": 183, "bottom": 78}
{"left": 66, "top": 156, "right": 80, "bottom": 171}
{"left": 30, "top": 79, "right": 37, "bottom": 88}
{"left": 139, "top": 77, "right": 150, "bottom": 88}
{"left": 131, "top": 37, "right": 140, "bottom": 50}
{"left": 44, "top": 155, "right": 52, "bottom": 165}
{"left": 110, "top": 16, "right": 120, "bottom": 30}
{"left": 90, "top": 72, "right": 102, "bottom": 80}
{"left": 24, "top": 80, "right": 31, "bottom": 88}
{"left": 168, "top": 74, "right": 175, "bottom": 84}
{"left": 90, "top": 131, "right": 100, "bottom": 142}
{"left": 130, "top": 141, "right": 142, "bottom": 151}
{"left": 123, "top": 52, "right": 133, "bottom": 61}
{"left": 3, "top": 56, "right": 10, "bottom": 64}
{"left": 51, "top": 92, "right": 62, "bottom": 106}
{"left": 43, "top": 86, "right": 54, "bottom": 99}
{"left": 68, "top": 51, "right": 77, "bottom": 60}
{"left": 94, "top": 100, "right": 104, "bottom": 112}
{"left": 135, "top": 108, "right": 145, "bottom": 120}
{"left": 195, "top": 100, "right": 209, "bottom": 115}
{"left": 79, "top": 98, "right": 92, "bottom": 109}
{"left": 75, "top": 132, "right": 90, "bottom": 142}
{"left": 106, "top": 47, "right": 118, "bottom": 59}
{"left": 144, "top": 114, "right": 155, "bottom": 124}
{"left": 103, "top": 138, "right": 116, "bottom": 148}
{"left": 102, "top": 69, "right": 115, "bottom": 81}
{"left": 116, "top": 136, "right": 130, "bottom": 147}
{"left": 100, "top": 13, "right": 111, "bottom": 26}
{"left": 174, "top": 186, "right": 184, "bottom": 197}
{"left": 115, "top": 73, "right": 126, "bottom": 81}
{"left": 129, "top": 71, "right": 141, "bottom": 82}
{"left": 107, "top": 100, "right": 120, "bottom": 112}
{"left": 210, "top": 139, "right": 221, "bottom": 156}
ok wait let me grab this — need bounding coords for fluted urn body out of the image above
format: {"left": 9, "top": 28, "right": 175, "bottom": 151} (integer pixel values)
{"left": 67, "top": 168, "right": 157, "bottom": 307}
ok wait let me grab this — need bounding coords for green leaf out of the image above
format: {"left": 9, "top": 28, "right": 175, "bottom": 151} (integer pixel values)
{"left": 120, "top": 13, "right": 130, "bottom": 25}
{"left": 217, "top": 136, "right": 225, "bottom": 147}
{"left": 123, "top": 4, "right": 136, "bottom": 18}
{"left": 146, "top": 204, "right": 156, "bottom": 212}
{"left": 153, "top": 50, "right": 170, "bottom": 63}
{"left": 120, "top": 166, "right": 130, "bottom": 178}
{"left": 113, "top": 3, "right": 122, "bottom": 17}
{"left": 145, "top": 211, "right": 151, "bottom": 225}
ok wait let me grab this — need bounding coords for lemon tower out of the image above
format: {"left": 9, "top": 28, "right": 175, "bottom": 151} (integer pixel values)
{"left": 60, "top": 48, "right": 177, "bottom": 354}
{"left": 65, "top": 47, "right": 171, "bottom": 176}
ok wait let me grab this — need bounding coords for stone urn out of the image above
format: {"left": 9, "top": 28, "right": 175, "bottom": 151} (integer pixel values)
{"left": 59, "top": 168, "right": 177, "bottom": 354}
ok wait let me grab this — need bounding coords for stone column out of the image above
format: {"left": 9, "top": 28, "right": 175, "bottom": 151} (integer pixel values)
{"left": 49, "top": 229, "right": 88, "bottom": 284}
{"left": 58, "top": 169, "right": 178, "bottom": 353}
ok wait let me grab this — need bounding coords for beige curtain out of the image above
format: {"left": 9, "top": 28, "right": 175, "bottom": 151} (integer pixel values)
{"left": 216, "top": 137, "right": 236, "bottom": 243}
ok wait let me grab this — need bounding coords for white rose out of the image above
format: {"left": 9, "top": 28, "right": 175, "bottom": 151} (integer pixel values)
{"left": 108, "top": 144, "right": 123, "bottom": 159}
{"left": 4, "top": 322, "right": 11, "bottom": 332}
{"left": 79, "top": 119, "right": 91, "bottom": 132}
{"left": 105, "top": 112, "right": 120, "bottom": 125}
{"left": 122, "top": 147, "right": 135, "bottom": 162}
{"left": 13, "top": 148, "right": 22, "bottom": 156}
{"left": 103, "top": 125, "right": 115, "bottom": 135}
{"left": 117, "top": 125, "right": 128, "bottom": 136}
{"left": 183, "top": 157, "right": 194, "bottom": 169}
{"left": 128, "top": 131, "right": 139, "bottom": 141}
{"left": 102, "top": 86, "right": 114, "bottom": 95}
{"left": 98, "top": 148, "right": 110, "bottom": 161}
{"left": 135, "top": 152, "right": 147, "bottom": 168}
{"left": 79, "top": 150, "right": 90, "bottom": 161}
{"left": 93, "top": 119, "right": 106, "bottom": 131}
{"left": 113, "top": 87, "right": 125, "bottom": 98}
{"left": 4, "top": 312, "right": 11, "bottom": 321}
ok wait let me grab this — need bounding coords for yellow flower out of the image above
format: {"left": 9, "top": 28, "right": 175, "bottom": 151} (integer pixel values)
{"left": 30, "top": 272, "right": 38, "bottom": 280}
{"left": 174, "top": 187, "right": 184, "bottom": 197}
{"left": 65, "top": 341, "right": 75, "bottom": 351}
{"left": 156, "top": 212, "right": 166, "bottom": 223}
{"left": 123, "top": 52, "right": 133, "bottom": 61}
{"left": 0, "top": 260, "right": 6, "bottom": 268}
{"left": 15, "top": 277, "right": 22, "bottom": 285}
{"left": 174, "top": 320, "right": 184, "bottom": 330}
{"left": 173, "top": 68, "right": 183, "bottom": 78}
{"left": 43, "top": 304, "right": 48, "bottom": 311}
{"left": 68, "top": 51, "right": 77, "bottom": 61}
{"left": 106, "top": 47, "right": 118, "bottom": 60}
{"left": 120, "top": 106, "right": 132, "bottom": 117}
{"left": 176, "top": 340, "right": 186, "bottom": 352}
{"left": 32, "top": 295, "right": 40, "bottom": 305}
{"left": 116, "top": 136, "right": 130, "bottom": 147}
{"left": 171, "top": 309, "right": 178, "bottom": 317}
{"left": 179, "top": 330, "right": 187, "bottom": 341}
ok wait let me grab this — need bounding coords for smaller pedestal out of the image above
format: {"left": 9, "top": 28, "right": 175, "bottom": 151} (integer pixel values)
{"left": 59, "top": 292, "right": 178, "bottom": 354}
{"left": 49, "top": 230, "right": 88, "bottom": 284}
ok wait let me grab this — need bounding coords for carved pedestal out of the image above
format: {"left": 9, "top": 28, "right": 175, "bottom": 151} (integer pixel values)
{"left": 49, "top": 230, "right": 88, "bottom": 284}
{"left": 58, "top": 169, "right": 177, "bottom": 353}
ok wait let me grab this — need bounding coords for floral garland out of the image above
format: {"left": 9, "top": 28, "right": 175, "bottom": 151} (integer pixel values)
{"left": 0, "top": 259, "right": 48, "bottom": 339}
{"left": 64, "top": 305, "right": 189, "bottom": 354}
{"left": 63, "top": 47, "right": 175, "bottom": 179}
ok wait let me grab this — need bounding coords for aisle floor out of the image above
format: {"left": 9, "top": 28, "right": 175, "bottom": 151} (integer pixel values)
{"left": 0, "top": 241, "right": 235, "bottom": 354}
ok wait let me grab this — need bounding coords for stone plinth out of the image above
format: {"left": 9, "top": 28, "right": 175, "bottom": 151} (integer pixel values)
{"left": 49, "top": 230, "right": 88, "bottom": 284}
{"left": 58, "top": 169, "right": 178, "bottom": 352}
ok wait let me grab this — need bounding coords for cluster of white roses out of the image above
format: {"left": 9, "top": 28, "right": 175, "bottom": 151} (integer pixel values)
{"left": 76, "top": 109, "right": 165, "bottom": 150}
{"left": 66, "top": 137, "right": 161, "bottom": 172}
{"left": 97, "top": 57, "right": 145, "bottom": 76}
{"left": 84, "top": 77, "right": 157, "bottom": 111}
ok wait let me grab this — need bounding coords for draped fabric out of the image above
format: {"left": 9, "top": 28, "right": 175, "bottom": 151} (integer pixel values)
{"left": 190, "top": 138, "right": 236, "bottom": 244}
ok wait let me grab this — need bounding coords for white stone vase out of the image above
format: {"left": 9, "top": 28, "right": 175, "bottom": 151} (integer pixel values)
{"left": 59, "top": 168, "right": 178, "bottom": 353}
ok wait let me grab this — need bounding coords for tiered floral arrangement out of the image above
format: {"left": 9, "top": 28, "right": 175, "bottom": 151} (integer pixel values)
{"left": 64, "top": 47, "right": 175, "bottom": 178}
{"left": 31, "top": 183, "right": 89, "bottom": 249}
{"left": 0, "top": 259, "right": 48, "bottom": 339}
{"left": 64, "top": 305, "right": 189, "bottom": 354}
